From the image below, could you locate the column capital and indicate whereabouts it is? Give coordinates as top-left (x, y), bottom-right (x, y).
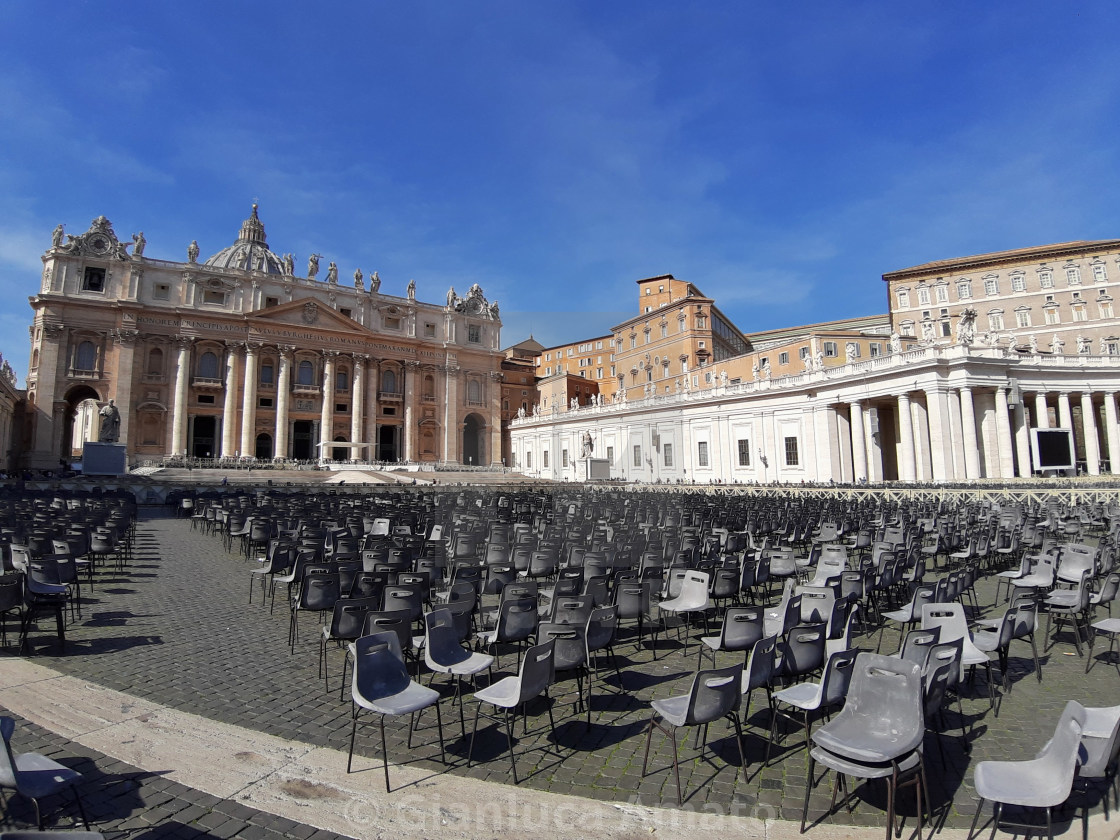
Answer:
top-left (174, 336), bottom-right (194, 349)
top-left (278, 344), bottom-right (296, 359)
top-left (405, 359), bottom-right (421, 369)
top-left (322, 349), bottom-right (339, 360)
top-left (41, 323), bottom-right (65, 340)
top-left (224, 339), bottom-right (244, 351)
top-left (244, 342), bottom-right (261, 356)
top-left (111, 328), bottom-right (140, 347)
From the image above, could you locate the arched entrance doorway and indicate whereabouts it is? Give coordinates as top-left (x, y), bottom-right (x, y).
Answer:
top-left (61, 385), bottom-right (103, 460)
top-left (255, 432), bottom-right (273, 460)
top-left (378, 425), bottom-right (400, 462)
top-left (191, 416), bottom-right (217, 458)
top-left (292, 420), bottom-right (314, 460)
top-left (332, 436), bottom-right (348, 461)
top-left (463, 413), bottom-right (485, 466)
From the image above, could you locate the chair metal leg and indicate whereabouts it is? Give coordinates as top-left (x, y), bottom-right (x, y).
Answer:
top-left (380, 716), bottom-right (391, 793)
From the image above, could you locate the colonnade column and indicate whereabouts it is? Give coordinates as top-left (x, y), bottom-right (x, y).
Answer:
top-left (443, 360), bottom-right (459, 463)
top-left (365, 361), bottom-right (379, 459)
top-left (220, 342), bottom-right (240, 458)
top-left (924, 387), bottom-right (954, 482)
top-left (404, 360), bottom-right (419, 462)
top-left (1013, 399), bottom-right (1032, 478)
top-left (1104, 393), bottom-right (1120, 475)
top-left (959, 386), bottom-right (980, 479)
top-left (239, 343), bottom-right (258, 458)
top-left (897, 392), bottom-right (917, 482)
top-left (351, 355), bottom-right (366, 459)
top-left (1057, 392), bottom-right (1073, 432)
top-left (275, 346), bottom-right (292, 459)
top-left (170, 337), bottom-right (192, 456)
top-left (1080, 392), bottom-right (1101, 475)
top-left (813, 405), bottom-right (833, 481)
top-left (993, 385), bottom-right (1016, 479)
top-left (111, 329), bottom-right (138, 449)
top-left (319, 351), bottom-right (336, 457)
top-left (1034, 392), bottom-right (1050, 429)
top-left (849, 401), bottom-right (868, 483)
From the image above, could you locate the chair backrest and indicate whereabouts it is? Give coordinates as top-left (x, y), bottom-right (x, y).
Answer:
top-left (1028, 702), bottom-right (1086, 807)
top-left (359, 609), bottom-right (413, 654)
top-left (614, 581), bottom-right (652, 619)
top-left (329, 595), bottom-right (380, 641)
top-left (381, 581), bottom-right (424, 620)
top-left (742, 635), bottom-right (778, 694)
top-left (550, 594), bottom-right (594, 625)
top-left (516, 639), bottom-right (556, 702)
top-left (424, 607), bottom-right (471, 669)
top-left (586, 605), bottom-right (618, 653)
top-left (298, 571), bottom-right (340, 612)
top-left (720, 606), bottom-right (764, 651)
top-left (899, 626), bottom-right (941, 670)
top-left (496, 596), bottom-right (539, 641)
top-left (1076, 703), bottom-right (1120, 779)
top-left (537, 621), bottom-right (588, 670)
top-left (352, 631), bottom-right (411, 703)
top-left (780, 621), bottom-right (827, 680)
top-left (920, 601), bottom-right (970, 645)
top-left (675, 571), bottom-right (711, 608)
top-left (797, 585), bottom-right (835, 625)
top-left (684, 663), bottom-right (743, 726)
top-left (819, 648), bottom-right (860, 708)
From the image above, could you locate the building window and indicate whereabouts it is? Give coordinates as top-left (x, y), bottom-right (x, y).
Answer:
top-left (75, 340), bottom-right (96, 372)
top-left (1039, 269), bottom-right (1054, 289)
top-left (1093, 264), bottom-right (1108, 282)
top-left (1015, 308), bottom-right (1032, 328)
top-left (197, 394), bottom-right (215, 405)
top-left (260, 363), bottom-right (274, 385)
top-left (663, 443), bottom-right (673, 467)
top-left (1100, 301), bottom-right (1114, 319)
top-left (957, 280), bottom-right (972, 300)
top-left (678, 318), bottom-right (686, 334)
top-left (988, 311), bottom-right (1004, 331)
top-left (896, 290), bottom-right (910, 308)
top-left (153, 283), bottom-right (171, 300)
top-left (198, 351), bottom-right (219, 379)
top-left (869, 342), bottom-right (881, 357)
top-left (1073, 305), bottom-right (1088, 322)
top-left (940, 319), bottom-right (952, 337)
top-left (606, 445), bottom-right (614, 461)
top-left (1010, 273), bottom-right (1026, 292)
top-left (633, 445), bottom-right (642, 467)
top-left (259, 397), bottom-right (273, 408)
top-left (562, 449), bottom-right (569, 467)
top-left (695, 315), bottom-right (706, 330)
top-left (660, 323), bottom-right (667, 337)
top-left (265, 296), bottom-right (279, 308)
top-left (468, 324), bottom-right (481, 343)
top-left (935, 284), bottom-right (949, 303)
top-left (778, 352), bottom-right (789, 365)
top-left (336, 370), bottom-right (349, 392)
top-left (339, 308), bottom-right (352, 319)
top-left (526, 451), bottom-right (532, 468)
top-left (630, 334), bottom-right (637, 348)
top-left (467, 380), bottom-right (482, 405)
top-left (1066, 267), bottom-right (1082, 286)
top-left (736, 439), bottom-right (751, 466)
top-left (784, 436), bottom-right (799, 466)
top-left (297, 360), bottom-right (314, 385)
top-left (82, 267), bottom-right (105, 292)
top-left (203, 288), bottom-right (226, 305)
top-left (1045, 307), bottom-right (1061, 325)
top-left (424, 323), bottom-right (436, 338)
top-left (823, 341), bottom-right (838, 357)
top-left (543, 450), bottom-right (549, 468)
top-left (697, 441), bottom-right (709, 467)
top-left (984, 277), bottom-right (999, 296)
top-left (917, 286), bottom-right (931, 306)
top-left (147, 347), bottom-right (164, 375)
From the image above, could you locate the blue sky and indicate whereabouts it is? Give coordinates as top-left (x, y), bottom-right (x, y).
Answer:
top-left (2, 2), bottom-right (1119, 377)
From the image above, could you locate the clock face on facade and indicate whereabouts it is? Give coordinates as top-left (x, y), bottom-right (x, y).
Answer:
top-left (88, 235), bottom-right (111, 255)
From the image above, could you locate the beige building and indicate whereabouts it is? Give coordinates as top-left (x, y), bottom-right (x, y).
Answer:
top-left (25, 208), bottom-right (505, 469)
top-left (884, 239), bottom-right (1120, 354)
top-left (535, 334), bottom-right (618, 402)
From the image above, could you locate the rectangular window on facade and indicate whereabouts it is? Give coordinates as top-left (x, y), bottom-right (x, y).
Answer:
top-left (1046, 308), bottom-right (1060, 325)
top-left (336, 403), bottom-right (348, 412)
top-left (1040, 269), bottom-right (1054, 289)
top-left (197, 394), bottom-right (215, 405)
top-left (562, 449), bottom-right (569, 467)
top-left (153, 283), bottom-right (171, 300)
top-left (82, 267), bottom-right (106, 292)
top-left (784, 436), bottom-right (799, 466)
top-left (259, 397), bottom-right (273, 408)
top-left (941, 320), bottom-right (952, 337)
top-left (468, 324), bottom-right (481, 343)
top-left (606, 445), bottom-right (614, 461)
top-left (737, 439), bottom-right (750, 466)
top-left (869, 343), bottom-right (881, 357)
top-left (663, 443), bottom-right (673, 467)
top-left (897, 291), bottom-right (910, 308)
top-left (633, 445), bottom-right (642, 467)
top-left (424, 323), bottom-right (436, 337)
top-left (823, 341), bottom-right (838, 357)
top-left (543, 451), bottom-right (549, 468)
top-left (1066, 267), bottom-right (1082, 285)
top-left (260, 363), bottom-right (274, 385)
top-left (203, 289), bottom-right (226, 305)
top-left (988, 313), bottom-right (1004, 331)
top-left (1073, 306), bottom-right (1088, 322)
top-left (917, 287), bottom-right (931, 306)
top-left (697, 441), bottom-right (709, 467)
top-left (1094, 264), bottom-right (1108, 282)
top-left (799, 346), bottom-right (810, 359)
top-left (526, 451), bottom-right (532, 468)
top-left (1011, 274), bottom-right (1026, 292)
top-left (1100, 302), bottom-right (1114, 319)
top-left (957, 281), bottom-right (972, 300)
top-left (385, 316), bottom-right (401, 330)
top-left (984, 278), bottom-right (999, 296)
top-left (935, 284), bottom-right (949, 303)
top-left (778, 352), bottom-right (789, 365)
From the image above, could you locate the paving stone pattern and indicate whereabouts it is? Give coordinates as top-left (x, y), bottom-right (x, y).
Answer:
top-left (7, 507), bottom-right (1120, 836)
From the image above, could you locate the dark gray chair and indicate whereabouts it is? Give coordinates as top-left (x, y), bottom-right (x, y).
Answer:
top-left (0, 716), bottom-right (89, 830)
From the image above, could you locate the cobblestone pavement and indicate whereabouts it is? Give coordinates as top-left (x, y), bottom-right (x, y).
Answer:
top-left (5, 506), bottom-right (1120, 837)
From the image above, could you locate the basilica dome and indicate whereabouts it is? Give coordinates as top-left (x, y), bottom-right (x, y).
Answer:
top-left (204, 204), bottom-right (286, 274)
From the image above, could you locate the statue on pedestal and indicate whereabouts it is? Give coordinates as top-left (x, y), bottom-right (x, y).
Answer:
top-left (188, 240), bottom-right (200, 263)
top-left (307, 254), bottom-right (320, 280)
top-left (581, 430), bottom-right (594, 458)
top-left (51, 224), bottom-right (64, 249)
top-left (98, 400), bottom-right (121, 443)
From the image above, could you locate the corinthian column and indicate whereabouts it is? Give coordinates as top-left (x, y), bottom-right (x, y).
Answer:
top-left (849, 401), bottom-right (868, 483)
top-left (897, 393), bottom-right (916, 482)
top-left (959, 386), bottom-right (980, 479)
top-left (221, 342), bottom-right (241, 458)
top-left (320, 351), bottom-right (337, 457)
top-left (275, 345), bottom-right (293, 458)
top-left (351, 355), bottom-right (366, 459)
top-left (170, 337), bottom-right (192, 456)
top-left (239, 343), bottom-right (259, 458)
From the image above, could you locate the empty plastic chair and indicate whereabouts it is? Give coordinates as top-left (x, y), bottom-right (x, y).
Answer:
top-left (0, 716), bottom-right (89, 830)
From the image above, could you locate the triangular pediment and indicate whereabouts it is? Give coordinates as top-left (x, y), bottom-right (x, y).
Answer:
top-left (247, 298), bottom-right (373, 335)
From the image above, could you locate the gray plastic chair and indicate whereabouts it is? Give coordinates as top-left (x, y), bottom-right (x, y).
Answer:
top-left (801, 653), bottom-right (928, 840)
top-left (973, 599), bottom-right (1041, 692)
top-left (468, 638), bottom-right (557, 784)
top-left (968, 700), bottom-right (1085, 840)
top-left (0, 716), bottom-right (89, 830)
top-left (698, 606), bottom-right (764, 668)
top-left (1072, 703), bottom-right (1120, 821)
top-left (477, 595), bottom-right (538, 670)
top-left (424, 608), bottom-right (494, 736)
top-left (318, 595), bottom-right (379, 692)
top-left (657, 570), bottom-right (712, 655)
top-left (346, 631), bottom-right (445, 792)
top-left (777, 621), bottom-right (827, 682)
top-left (537, 621), bottom-right (590, 724)
top-left (772, 648), bottom-right (859, 752)
top-left (1044, 568), bottom-right (1092, 656)
top-left (585, 605), bottom-right (621, 688)
top-left (641, 662), bottom-right (746, 805)
top-left (742, 635), bottom-right (779, 763)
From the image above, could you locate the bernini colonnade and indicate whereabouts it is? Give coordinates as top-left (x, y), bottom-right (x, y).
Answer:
top-left (510, 343), bottom-right (1120, 483)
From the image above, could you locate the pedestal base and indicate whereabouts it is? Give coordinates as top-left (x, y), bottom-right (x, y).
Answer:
top-left (579, 457), bottom-right (611, 480)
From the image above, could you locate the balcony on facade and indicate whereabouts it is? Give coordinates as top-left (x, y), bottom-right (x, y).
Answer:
top-left (292, 383), bottom-right (321, 395)
top-left (191, 376), bottom-right (224, 390)
top-left (67, 367), bottom-right (102, 380)
top-left (379, 390), bottom-right (403, 402)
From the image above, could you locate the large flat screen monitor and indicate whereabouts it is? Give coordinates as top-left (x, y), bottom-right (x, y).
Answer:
top-left (1030, 428), bottom-right (1075, 471)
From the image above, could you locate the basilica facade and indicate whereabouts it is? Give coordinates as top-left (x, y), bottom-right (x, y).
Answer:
top-left (25, 208), bottom-right (504, 470)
